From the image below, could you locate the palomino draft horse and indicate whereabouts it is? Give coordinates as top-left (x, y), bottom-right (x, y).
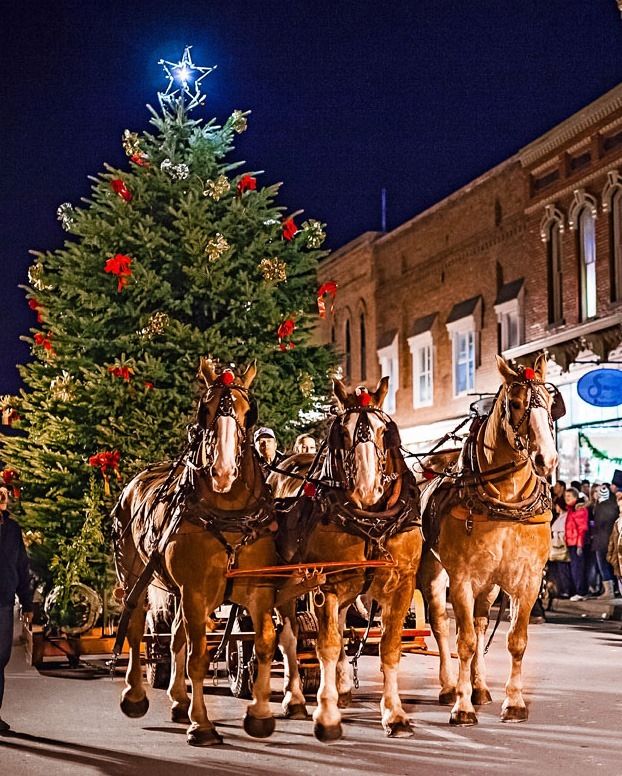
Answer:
top-left (113, 359), bottom-right (279, 746)
top-left (273, 378), bottom-right (423, 741)
top-left (419, 354), bottom-right (561, 726)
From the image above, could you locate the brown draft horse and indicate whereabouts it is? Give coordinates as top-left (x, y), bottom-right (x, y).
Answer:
top-left (113, 359), bottom-right (279, 746)
top-left (419, 354), bottom-right (559, 726)
top-left (272, 378), bottom-right (423, 741)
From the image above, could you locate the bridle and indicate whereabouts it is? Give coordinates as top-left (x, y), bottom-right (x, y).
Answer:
top-left (328, 405), bottom-right (402, 491)
top-left (500, 375), bottom-right (566, 454)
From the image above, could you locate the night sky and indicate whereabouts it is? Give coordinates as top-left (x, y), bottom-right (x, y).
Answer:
top-left (3, 0), bottom-right (622, 394)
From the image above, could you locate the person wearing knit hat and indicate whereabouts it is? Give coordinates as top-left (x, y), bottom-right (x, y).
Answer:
top-left (591, 483), bottom-right (619, 599)
top-left (611, 469), bottom-right (622, 493)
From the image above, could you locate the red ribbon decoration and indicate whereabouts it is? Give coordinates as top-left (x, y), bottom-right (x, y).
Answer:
top-left (104, 254), bottom-right (133, 292)
top-left (34, 332), bottom-right (54, 353)
top-left (108, 365), bottom-right (133, 382)
top-left (317, 281), bottom-right (338, 318)
top-left (277, 318), bottom-right (296, 350)
top-left (28, 298), bottom-right (43, 323)
top-left (88, 450), bottom-right (122, 495)
top-left (143, 381), bottom-right (154, 391)
top-left (130, 153), bottom-right (149, 167)
top-left (282, 218), bottom-right (298, 241)
top-left (237, 175), bottom-right (257, 195)
top-left (111, 179), bottom-right (132, 202)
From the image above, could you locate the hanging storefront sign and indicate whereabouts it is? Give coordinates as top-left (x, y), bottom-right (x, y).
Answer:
top-left (577, 368), bottom-right (622, 408)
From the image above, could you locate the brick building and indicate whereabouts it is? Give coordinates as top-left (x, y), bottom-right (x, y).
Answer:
top-left (318, 83), bottom-right (622, 482)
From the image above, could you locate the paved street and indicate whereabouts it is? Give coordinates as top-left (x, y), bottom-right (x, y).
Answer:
top-left (1, 611), bottom-right (621, 776)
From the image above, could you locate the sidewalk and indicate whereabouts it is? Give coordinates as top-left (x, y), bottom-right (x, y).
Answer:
top-left (549, 594), bottom-right (622, 621)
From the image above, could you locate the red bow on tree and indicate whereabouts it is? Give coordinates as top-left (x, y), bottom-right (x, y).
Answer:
top-left (282, 218), bottom-right (298, 241)
top-left (1, 468), bottom-right (21, 499)
top-left (277, 318), bottom-right (296, 350)
top-left (104, 254), bottom-right (133, 292)
top-left (110, 179), bottom-right (133, 202)
top-left (28, 298), bottom-right (44, 323)
top-left (34, 332), bottom-right (54, 353)
top-left (88, 450), bottom-right (122, 495)
top-left (130, 153), bottom-right (149, 168)
top-left (237, 175), bottom-right (257, 195)
top-left (108, 365), bottom-right (134, 381)
top-left (317, 281), bottom-right (338, 318)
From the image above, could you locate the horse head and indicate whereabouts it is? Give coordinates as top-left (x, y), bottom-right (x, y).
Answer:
top-left (196, 358), bottom-right (258, 493)
top-left (495, 353), bottom-right (560, 477)
top-left (331, 376), bottom-right (401, 508)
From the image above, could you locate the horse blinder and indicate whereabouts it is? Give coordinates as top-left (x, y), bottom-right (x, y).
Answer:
top-left (384, 420), bottom-right (401, 449)
top-left (245, 399), bottom-right (258, 430)
top-left (329, 418), bottom-right (345, 450)
top-left (550, 389), bottom-right (566, 422)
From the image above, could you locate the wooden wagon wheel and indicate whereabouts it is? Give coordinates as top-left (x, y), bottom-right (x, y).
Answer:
top-left (225, 613), bottom-right (256, 699)
top-left (144, 610), bottom-right (172, 690)
top-left (296, 610), bottom-right (321, 696)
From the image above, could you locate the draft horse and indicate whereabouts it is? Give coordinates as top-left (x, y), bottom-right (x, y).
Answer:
top-left (419, 354), bottom-right (561, 725)
top-left (274, 378), bottom-right (423, 741)
top-left (112, 359), bottom-right (279, 746)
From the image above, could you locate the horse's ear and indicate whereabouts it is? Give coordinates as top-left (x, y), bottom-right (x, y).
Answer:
top-left (372, 376), bottom-right (390, 407)
top-left (533, 353), bottom-right (547, 381)
top-left (333, 379), bottom-right (349, 408)
top-left (496, 355), bottom-right (518, 384)
top-left (241, 361), bottom-right (257, 389)
top-left (198, 357), bottom-right (217, 386)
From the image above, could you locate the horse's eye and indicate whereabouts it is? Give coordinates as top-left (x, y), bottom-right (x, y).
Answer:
top-left (510, 400), bottom-right (522, 411)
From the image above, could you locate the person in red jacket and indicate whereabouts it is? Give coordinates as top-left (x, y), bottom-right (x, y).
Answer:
top-left (564, 487), bottom-right (589, 601)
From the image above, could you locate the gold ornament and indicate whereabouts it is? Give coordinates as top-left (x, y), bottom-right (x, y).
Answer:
top-left (298, 373), bottom-right (314, 398)
top-left (259, 257), bottom-right (287, 284)
top-left (302, 219), bottom-right (326, 249)
top-left (23, 530), bottom-right (44, 548)
top-left (137, 311), bottom-right (170, 340)
top-left (203, 175), bottom-right (230, 201)
top-left (231, 110), bottom-right (248, 134)
top-left (50, 371), bottom-right (76, 402)
top-left (205, 233), bottom-right (230, 262)
top-left (122, 129), bottom-right (141, 157)
top-left (28, 261), bottom-right (53, 291)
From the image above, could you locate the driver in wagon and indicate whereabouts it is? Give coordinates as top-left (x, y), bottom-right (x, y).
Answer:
top-left (254, 426), bottom-right (284, 473)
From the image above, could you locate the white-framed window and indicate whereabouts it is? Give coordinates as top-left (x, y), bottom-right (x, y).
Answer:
top-left (377, 333), bottom-right (399, 413)
top-left (578, 207), bottom-right (597, 320)
top-left (407, 331), bottom-right (433, 408)
top-left (446, 304), bottom-right (480, 398)
top-left (494, 289), bottom-right (524, 353)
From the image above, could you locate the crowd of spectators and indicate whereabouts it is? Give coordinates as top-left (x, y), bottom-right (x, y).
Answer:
top-left (548, 470), bottom-right (622, 601)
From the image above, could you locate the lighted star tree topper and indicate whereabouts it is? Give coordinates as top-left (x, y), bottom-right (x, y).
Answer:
top-left (158, 45), bottom-right (216, 113)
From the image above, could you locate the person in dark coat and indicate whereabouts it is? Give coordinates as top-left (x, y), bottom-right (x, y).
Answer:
top-left (592, 483), bottom-right (619, 599)
top-left (0, 486), bottom-right (33, 732)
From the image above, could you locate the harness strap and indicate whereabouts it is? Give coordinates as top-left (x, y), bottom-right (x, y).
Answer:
top-left (112, 554), bottom-right (160, 659)
top-left (484, 592), bottom-right (508, 654)
top-left (449, 503), bottom-right (552, 525)
top-left (211, 603), bottom-right (241, 663)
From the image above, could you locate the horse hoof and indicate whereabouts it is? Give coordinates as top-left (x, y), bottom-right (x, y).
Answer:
top-left (171, 704), bottom-right (190, 724)
top-left (439, 690), bottom-right (457, 705)
top-left (120, 695), bottom-right (149, 718)
top-left (243, 713), bottom-right (276, 739)
top-left (284, 703), bottom-right (309, 720)
top-left (187, 726), bottom-right (223, 746)
top-left (472, 688), bottom-right (493, 706)
top-left (501, 706), bottom-right (528, 723)
top-left (449, 710), bottom-right (478, 726)
top-left (314, 721), bottom-right (343, 743)
top-left (337, 691), bottom-right (352, 709)
top-left (385, 719), bottom-right (414, 738)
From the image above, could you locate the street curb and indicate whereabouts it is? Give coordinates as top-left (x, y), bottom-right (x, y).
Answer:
top-left (550, 597), bottom-right (622, 621)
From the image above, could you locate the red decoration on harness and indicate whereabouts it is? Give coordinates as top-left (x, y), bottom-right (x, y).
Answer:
top-left (111, 178), bottom-right (132, 202)
top-left (317, 281), bottom-right (338, 318)
top-left (303, 482), bottom-right (317, 498)
top-left (88, 450), bottom-right (122, 496)
top-left (277, 318), bottom-right (296, 350)
top-left (104, 254), bottom-right (133, 292)
top-left (237, 175), bottom-right (257, 195)
top-left (219, 369), bottom-right (235, 386)
top-left (523, 368), bottom-right (536, 381)
top-left (422, 469), bottom-right (437, 480)
top-left (357, 389), bottom-right (372, 407)
top-left (282, 217), bottom-right (298, 241)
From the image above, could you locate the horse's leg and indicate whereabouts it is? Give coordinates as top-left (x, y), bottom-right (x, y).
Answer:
top-left (168, 604), bottom-right (190, 723)
top-left (449, 581), bottom-right (478, 726)
top-left (278, 601), bottom-right (308, 719)
top-left (336, 606), bottom-right (353, 708)
top-left (183, 589), bottom-right (222, 746)
top-left (501, 579), bottom-right (540, 723)
top-left (418, 552), bottom-right (456, 705)
top-left (313, 591), bottom-right (343, 742)
top-left (470, 586), bottom-right (498, 706)
top-left (242, 591), bottom-right (277, 739)
top-left (120, 591), bottom-right (149, 718)
top-left (377, 576), bottom-right (415, 738)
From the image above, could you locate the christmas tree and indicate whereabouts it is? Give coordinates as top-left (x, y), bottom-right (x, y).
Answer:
top-left (0, 47), bottom-right (335, 601)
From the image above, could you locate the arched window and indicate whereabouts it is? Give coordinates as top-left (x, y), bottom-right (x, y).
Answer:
top-left (578, 207), bottom-right (597, 320)
top-left (546, 220), bottom-right (563, 325)
top-left (344, 320), bottom-right (352, 381)
top-left (359, 312), bottom-right (367, 381)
